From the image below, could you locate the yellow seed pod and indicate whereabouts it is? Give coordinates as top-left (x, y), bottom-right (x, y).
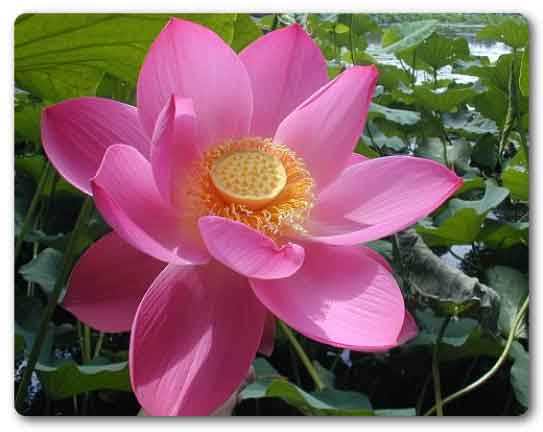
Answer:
top-left (210, 150), bottom-right (287, 210)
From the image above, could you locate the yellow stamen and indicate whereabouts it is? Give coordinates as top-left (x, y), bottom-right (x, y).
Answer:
top-left (179, 137), bottom-right (314, 241)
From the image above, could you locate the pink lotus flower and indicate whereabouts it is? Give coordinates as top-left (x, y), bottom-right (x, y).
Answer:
top-left (42, 18), bottom-right (462, 416)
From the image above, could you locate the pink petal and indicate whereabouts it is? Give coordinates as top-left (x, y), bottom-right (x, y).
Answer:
top-left (306, 156), bottom-right (463, 245)
top-left (360, 246), bottom-right (392, 272)
top-left (348, 152), bottom-right (369, 166)
top-left (91, 144), bottom-right (210, 265)
top-left (150, 96), bottom-right (201, 207)
top-left (250, 242), bottom-right (406, 351)
top-left (130, 262), bottom-right (267, 416)
top-left (240, 24), bottom-right (328, 137)
top-left (258, 312), bottom-right (276, 357)
top-left (274, 66), bottom-right (378, 190)
top-left (42, 97), bottom-right (149, 194)
top-left (397, 310), bottom-right (418, 345)
top-left (62, 232), bottom-right (165, 332)
top-left (137, 18), bottom-right (253, 147)
top-left (198, 216), bottom-right (305, 279)
top-left (358, 245), bottom-right (418, 348)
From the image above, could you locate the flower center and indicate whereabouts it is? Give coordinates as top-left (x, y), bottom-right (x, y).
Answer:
top-left (210, 151), bottom-right (287, 210)
top-left (181, 137), bottom-right (314, 240)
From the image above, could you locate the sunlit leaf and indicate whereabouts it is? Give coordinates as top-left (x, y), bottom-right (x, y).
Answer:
top-left (455, 176), bottom-right (485, 195)
top-left (415, 32), bottom-right (470, 71)
top-left (417, 208), bottom-right (483, 246)
top-left (472, 86), bottom-right (508, 126)
top-left (15, 13), bottom-right (257, 101)
top-left (477, 17), bottom-right (528, 49)
top-left (95, 72), bottom-right (135, 104)
top-left (382, 20), bottom-right (438, 53)
top-left (231, 14), bottom-right (262, 52)
top-left (502, 148), bottom-right (529, 202)
top-left (439, 180), bottom-right (509, 222)
top-left (377, 65), bottom-right (411, 89)
top-left (413, 86), bottom-right (477, 112)
top-left (478, 221), bottom-right (528, 249)
top-left (354, 138), bottom-right (380, 159)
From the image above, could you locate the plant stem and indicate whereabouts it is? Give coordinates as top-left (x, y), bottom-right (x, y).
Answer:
top-left (270, 14), bottom-right (279, 31)
top-left (333, 30), bottom-right (338, 63)
top-left (447, 249), bottom-right (465, 262)
top-left (15, 161), bottom-right (52, 261)
top-left (15, 197), bottom-right (94, 412)
top-left (502, 388), bottom-right (513, 415)
top-left (93, 332), bottom-right (105, 360)
top-left (398, 59), bottom-right (411, 83)
top-left (411, 49), bottom-right (417, 84)
top-left (349, 14), bottom-right (357, 65)
top-left (278, 321), bottom-right (325, 391)
top-left (83, 325), bottom-right (92, 364)
top-left (365, 123), bottom-right (379, 152)
top-left (415, 372), bottom-right (432, 415)
top-left (431, 317), bottom-right (451, 416)
top-left (27, 240), bottom-right (40, 297)
top-left (288, 345), bottom-right (302, 386)
top-left (436, 112), bottom-right (452, 168)
top-left (460, 356), bottom-right (479, 389)
top-left (330, 351), bottom-right (341, 372)
top-left (40, 170), bottom-right (59, 223)
top-left (424, 296), bottom-right (529, 416)
top-left (72, 395), bottom-right (79, 415)
top-left (498, 53), bottom-right (518, 164)
top-left (519, 131), bottom-right (529, 168)
top-left (77, 320), bottom-right (85, 360)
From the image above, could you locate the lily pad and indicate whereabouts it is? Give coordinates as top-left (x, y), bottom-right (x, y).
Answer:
top-left (19, 248), bottom-right (63, 296)
top-left (369, 102), bottom-right (420, 125)
top-left (398, 229), bottom-right (500, 331)
top-left (382, 20), bottom-right (438, 53)
top-left (509, 342), bottom-right (529, 408)
top-left (477, 17), bottom-right (528, 49)
top-left (241, 358), bottom-right (414, 416)
top-left (485, 266), bottom-right (528, 338)
top-left (15, 13), bottom-right (260, 101)
top-left (478, 221), bottom-right (528, 249)
top-left (36, 359), bottom-right (131, 399)
top-left (415, 32), bottom-right (470, 71)
top-left (414, 86), bottom-right (477, 112)
top-left (502, 149), bottom-right (529, 202)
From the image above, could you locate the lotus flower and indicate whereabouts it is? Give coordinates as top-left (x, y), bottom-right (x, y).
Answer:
top-left (42, 18), bottom-right (462, 416)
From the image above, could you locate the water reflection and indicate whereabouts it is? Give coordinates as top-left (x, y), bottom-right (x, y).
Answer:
top-left (367, 24), bottom-right (511, 84)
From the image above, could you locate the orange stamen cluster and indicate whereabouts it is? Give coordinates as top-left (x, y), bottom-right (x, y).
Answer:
top-left (180, 137), bottom-right (314, 240)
